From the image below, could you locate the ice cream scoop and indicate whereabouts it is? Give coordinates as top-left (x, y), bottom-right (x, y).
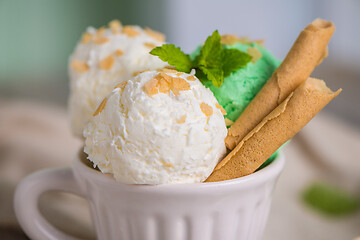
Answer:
top-left (190, 38), bottom-right (281, 167)
top-left (84, 69), bottom-right (227, 184)
top-left (68, 20), bottom-right (168, 137)
top-left (192, 39), bottom-right (280, 125)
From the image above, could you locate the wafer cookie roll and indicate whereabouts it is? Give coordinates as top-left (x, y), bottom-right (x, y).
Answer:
top-left (206, 78), bottom-right (341, 182)
top-left (226, 19), bottom-right (335, 150)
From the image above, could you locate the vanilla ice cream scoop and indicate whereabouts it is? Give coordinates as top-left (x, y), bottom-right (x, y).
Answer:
top-left (84, 69), bottom-right (227, 184)
top-left (68, 20), bottom-right (168, 137)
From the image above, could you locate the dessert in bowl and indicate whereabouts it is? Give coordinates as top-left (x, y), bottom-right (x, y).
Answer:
top-left (15, 19), bottom-right (340, 240)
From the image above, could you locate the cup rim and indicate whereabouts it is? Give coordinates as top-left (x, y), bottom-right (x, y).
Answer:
top-left (74, 150), bottom-right (285, 193)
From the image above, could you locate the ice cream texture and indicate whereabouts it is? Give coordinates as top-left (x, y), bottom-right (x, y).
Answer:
top-left (69, 20), bottom-right (168, 137)
top-left (84, 69), bottom-right (227, 184)
top-left (192, 41), bottom-right (281, 123)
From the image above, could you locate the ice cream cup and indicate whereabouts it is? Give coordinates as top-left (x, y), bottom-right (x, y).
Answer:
top-left (14, 150), bottom-right (284, 240)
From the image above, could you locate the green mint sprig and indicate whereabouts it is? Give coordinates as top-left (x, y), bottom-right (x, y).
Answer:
top-left (150, 30), bottom-right (252, 87)
top-left (302, 182), bottom-right (360, 217)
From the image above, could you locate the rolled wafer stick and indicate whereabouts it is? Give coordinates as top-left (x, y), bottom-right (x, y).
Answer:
top-left (226, 19), bottom-right (335, 150)
top-left (206, 78), bottom-right (341, 182)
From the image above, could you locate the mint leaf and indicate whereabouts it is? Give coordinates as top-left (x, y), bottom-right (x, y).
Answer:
top-left (222, 48), bottom-right (252, 76)
top-left (194, 69), bottom-right (208, 82)
top-left (197, 30), bottom-right (222, 68)
top-left (302, 182), bottom-right (360, 217)
top-left (195, 30), bottom-right (224, 87)
top-left (149, 31), bottom-right (253, 87)
top-left (150, 44), bottom-right (192, 73)
top-left (200, 66), bottom-right (223, 87)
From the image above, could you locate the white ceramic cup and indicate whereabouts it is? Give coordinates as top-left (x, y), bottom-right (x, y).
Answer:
top-left (15, 151), bottom-right (284, 240)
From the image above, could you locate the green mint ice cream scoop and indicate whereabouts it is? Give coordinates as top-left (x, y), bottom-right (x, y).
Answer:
top-left (192, 42), bottom-right (281, 123)
top-left (192, 40), bottom-right (281, 169)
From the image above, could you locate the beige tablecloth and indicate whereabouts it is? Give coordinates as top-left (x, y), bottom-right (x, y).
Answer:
top-left (264, 114), bottom-right (360, 240)
top-left (1, 101), bottom-right (359, 239)
top-left (0, 101), bottom-right (94, 239)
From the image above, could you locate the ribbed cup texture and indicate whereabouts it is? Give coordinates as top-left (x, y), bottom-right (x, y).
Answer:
top-left (72, 153), bottom-right (284, 240)
top-left (81, 180), bottom-right (275, 240)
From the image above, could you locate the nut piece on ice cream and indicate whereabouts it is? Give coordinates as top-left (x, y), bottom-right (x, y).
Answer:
top-left (84, 70), bottom-right (228, 184)
top-left (68, 20), bottom-right (168, 137)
